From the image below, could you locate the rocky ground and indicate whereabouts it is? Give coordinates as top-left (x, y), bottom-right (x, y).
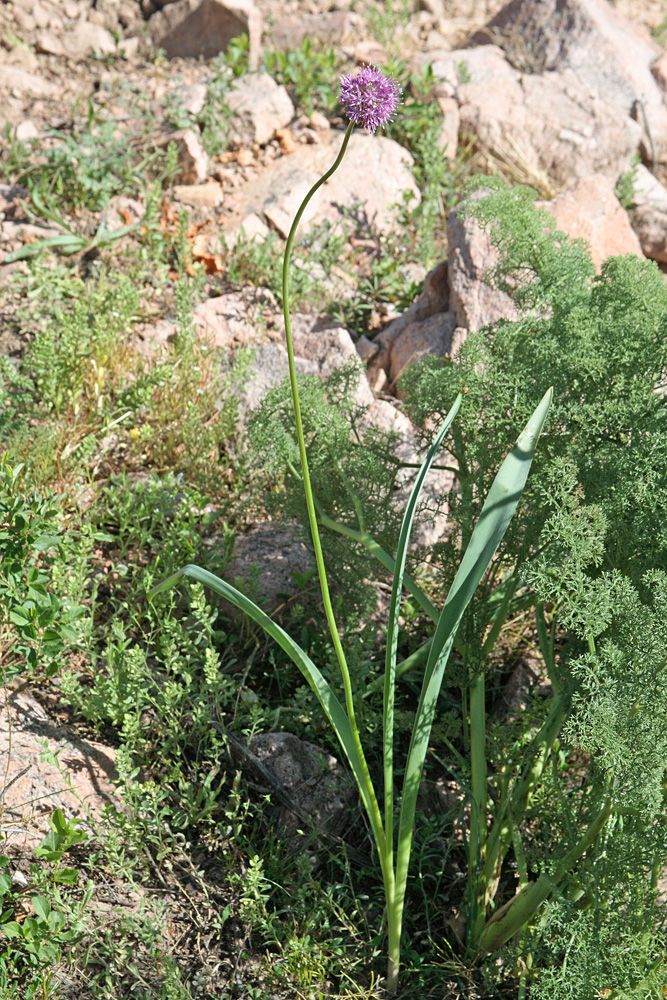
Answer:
top-left (2, 0), bottom-right (667, 995)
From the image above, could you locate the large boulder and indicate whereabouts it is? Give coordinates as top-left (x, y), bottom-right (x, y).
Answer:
top-left (289, 314), bottom-right (374, 408)
top-left (235, 315), bottom-right (372, 420)
top-left (472, 0), bottom-right (667, 163)
top-left (368, 262), bottom-right (464, 393)
top-left (149, 0), bottom-right (261, 66)
top-left (447, 195), bottom-right (519, 332)
top-left (456, 59), bottom-right (640, 188)
top-left (537, 174), bottom-right (643, 270)
top-left (222, 131), bottom-right (419, 240)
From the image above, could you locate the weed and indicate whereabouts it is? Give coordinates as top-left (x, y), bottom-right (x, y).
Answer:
top-left (456, 60), bottom-right (472, 85)
top-left (0, 458), bottom-right (84, 678)
top-left (615, 153), bottom-right (640, 209)
top-left (2, 120), bottom-right (159, 212)
top-left (264, 39), bottom-right (341, 117)
top-left (0, 810), bottom-right (93, 994)
top-left (366, 0), bottom-right (412, 50)
top-left (1, 247), bottom-right (243, 488)
top-left (224, 32), bottom-right (252, 76)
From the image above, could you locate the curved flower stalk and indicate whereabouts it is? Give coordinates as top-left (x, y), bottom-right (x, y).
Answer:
top-left (151, 68), bottom-right (552, 995)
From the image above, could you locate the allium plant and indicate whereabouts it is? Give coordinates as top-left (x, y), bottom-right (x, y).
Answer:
top-left (151, 69), bottom-right (551, 993)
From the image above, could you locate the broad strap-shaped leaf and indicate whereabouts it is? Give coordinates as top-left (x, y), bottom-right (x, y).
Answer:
top-left (383, 395), bottom-right (462, 837)
top-left (395, 388), bottom-right (553, 900)
top-left (148, 564), bottom-right (382, 843)
top-left (4, 236), bottom-right (85, 262)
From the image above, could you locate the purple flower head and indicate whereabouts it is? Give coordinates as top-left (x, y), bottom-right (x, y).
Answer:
top-left (339, 65), bottom-right (402, 133)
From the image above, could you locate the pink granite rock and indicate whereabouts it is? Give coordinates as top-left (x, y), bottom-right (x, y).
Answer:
top-left (457, 63), bottom-right (641, 188)
top-left (172, 129), bottom-right (209, 185)
top-left (447, 196), bottom-right (519, 332)
top-left (193, 290), bottom-right (275, 348)
top-left (472, 0), bottom-right (667, 164)
top-left (367, 262), bottom-right (464, 393)
top-left (227, 72), bottom-right (294, 146)
top-left (627, 164), bottom-right (667, 264)
top-left (538, 174), bottom-right (643, 271)
top-left (1, 688), bottom-right (119, 856)
top-left (268, 10), bottom-right (362, 50)
top-left (224, 131), bottom-right (419, 240)
top-left (387, 312), bottom-right (463, 392)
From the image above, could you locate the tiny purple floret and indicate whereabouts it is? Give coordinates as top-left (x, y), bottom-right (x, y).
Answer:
top-left (339, 65), bottom-right (402, 133)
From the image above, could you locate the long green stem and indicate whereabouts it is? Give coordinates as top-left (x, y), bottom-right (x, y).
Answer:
top-left (281, 118), bottom-right (393, 962)
top-left (467, 666), bottom-right (488, 949)
top-left (316, 510), bottom-right (441, 622)
top-left (477, 795), bottom-right (613, 954)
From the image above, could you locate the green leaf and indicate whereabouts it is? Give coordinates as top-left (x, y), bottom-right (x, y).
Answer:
top-left (22, 916), bottom-right (39, 936)
top-left (383, 394), bottom-right (462, 833)
top-left (47, 909), bottom-right (65, 932)
top-left (49, 808), bottom-right (67, 836)
top-left (53, 867), bottom-right (79, 885)
top-left (32, 535), bottom-right (60, 553)
top-left (35, 830), bottom-right (64, 860)
top-left (1, 921), bottom-right (21, 939)
top-left (41, 629), bottom-right (64, 644)
top-left (93, 531), bottom-right (116, 543)
top-left (3, 235), bottom-right (86, 262)
top-left (395, 388), bottom-right (553, 900)
top-left (149, 566), bottom-right (381, 842)
top-left (35, 940), bottom-right (59, 963)
top-left (31, 895), bottom-right (51, 921)
top-left (9, 608), bottom-right (32, 627)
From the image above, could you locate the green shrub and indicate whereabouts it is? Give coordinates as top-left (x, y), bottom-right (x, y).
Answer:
top-left (264, 39), bottom-right (340, 117)
top-left (3, 121), bottom-right (156, 212)
top-left (0, 459), bottom-right (83, 678)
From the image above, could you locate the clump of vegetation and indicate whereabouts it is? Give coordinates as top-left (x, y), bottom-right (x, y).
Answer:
top-left (0, 458), bottom-right (84, 679)
top-left (2, 121), bottom-right (158, 212)
top-left (264, 38), bottom-right (341, 117)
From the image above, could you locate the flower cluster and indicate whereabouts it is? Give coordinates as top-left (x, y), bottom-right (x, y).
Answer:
top-left (339, 65), bottom-right (402, 133)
